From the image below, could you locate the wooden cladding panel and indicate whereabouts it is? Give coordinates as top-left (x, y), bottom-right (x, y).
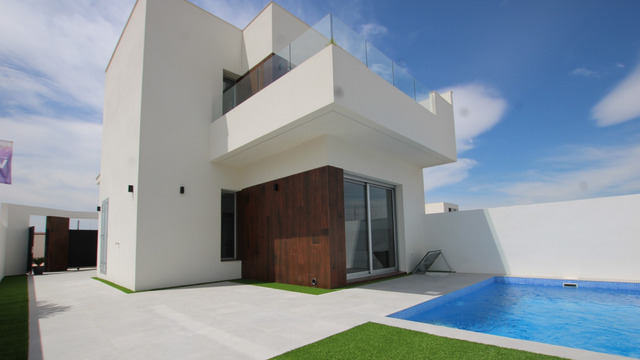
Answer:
top-left (237, 166), bottom-right (346, 289)
top-left (328, 167), bottom-right (347, 288)
top-left (45, 216), bottom-right (69, 272)
top-left (238, 184), bottom-right (273, 281)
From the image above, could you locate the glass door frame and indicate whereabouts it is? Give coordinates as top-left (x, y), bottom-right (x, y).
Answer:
top-left (344, 174), bottom-right (398, 281)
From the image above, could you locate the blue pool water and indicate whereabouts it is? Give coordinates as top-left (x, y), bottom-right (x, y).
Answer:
top-left (389, 277), bottom-right (640, 358)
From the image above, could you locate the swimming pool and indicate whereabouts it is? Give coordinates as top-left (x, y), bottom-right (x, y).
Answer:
top-left (388, 277), bottom-right (640, 358)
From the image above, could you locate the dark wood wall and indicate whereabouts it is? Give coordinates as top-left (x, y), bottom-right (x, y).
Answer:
top-left (237, 166), bottom-right (346, 289)
top-left (68, 230), bottom-right (98, 268)
top-left (45, 216), bottom-right (69, 272)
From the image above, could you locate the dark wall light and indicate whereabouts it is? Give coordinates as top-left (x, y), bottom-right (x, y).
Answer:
top-left (97, 206), bottom-right (101, 212)
top-left (128, 185), bottom-right (134, 193)
top-left (180, 186), bottom-right (185, 194)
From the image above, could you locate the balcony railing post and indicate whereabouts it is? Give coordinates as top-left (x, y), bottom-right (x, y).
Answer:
top-left (365, 40), bottom-right (369, 67)
top-left (330, 14), bottom-right (334, 43)
top-left (413, 78), bottom-right (416, 100)
top-left (391, 61), bottom-right (396, 86)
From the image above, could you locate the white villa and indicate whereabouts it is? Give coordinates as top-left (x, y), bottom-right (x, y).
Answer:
top-left (0, 0), bottom-right (636, 295)
top-left (97, 0), bottom-right (456, 291)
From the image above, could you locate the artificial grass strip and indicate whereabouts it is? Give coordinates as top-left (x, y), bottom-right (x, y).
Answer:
top-left (234, 273), bottom-right (410, 296)
top-left (232, 279), bottom-right (337, 295)
top-left (0, 275), bottom-right (28, 360)
top-left (91, 277), bottom-right (134, 294)
top-left (273, 322), bottom-right (566, 360)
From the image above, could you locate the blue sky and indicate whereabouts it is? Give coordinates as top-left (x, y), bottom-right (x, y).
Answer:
top-left (1, 0), bottom-right (639, 212)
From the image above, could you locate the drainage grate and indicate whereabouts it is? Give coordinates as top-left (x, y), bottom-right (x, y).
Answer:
top-left (563, 283), bottom-right (578, 288)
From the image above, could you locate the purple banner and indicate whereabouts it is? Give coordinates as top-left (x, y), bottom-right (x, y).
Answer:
top-left (0, 140), bottom-right (13, 185)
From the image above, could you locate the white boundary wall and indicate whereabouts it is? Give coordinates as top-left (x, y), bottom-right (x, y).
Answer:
top-left (0, 221), bottom-right (6, 280)
top-left (424, 194), bottom-right (640, 282)
top-left (0, 203), bottom-right (98, 281)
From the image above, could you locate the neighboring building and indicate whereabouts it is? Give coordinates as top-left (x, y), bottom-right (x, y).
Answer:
top-left (425, 202), bottom-right (459, 214)
top-left (98, 0), bottom-right (456, 291)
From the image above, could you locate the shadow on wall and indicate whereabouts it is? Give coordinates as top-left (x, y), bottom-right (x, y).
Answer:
top-left (424, 209), bottom-right (510, 275)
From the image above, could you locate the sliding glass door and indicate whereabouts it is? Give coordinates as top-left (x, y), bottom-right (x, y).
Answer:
top-left (344, 177), bottom-right (397, 280)
top-left (344, 181), bottom-right (369, 275)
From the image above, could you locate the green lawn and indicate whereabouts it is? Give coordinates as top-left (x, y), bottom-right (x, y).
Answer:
top-left (93, 273), bottom-right (410, 295)
top-left (232, 278), bottom-right (339, 295)
top-left (273, 322), bottom-right (566, 360)
top-left (91, 277), bottom-right (134, 294)
top-left (233, 273), bottom-right (409, 295)
top-left (0, 275), bottom-right (28, 360)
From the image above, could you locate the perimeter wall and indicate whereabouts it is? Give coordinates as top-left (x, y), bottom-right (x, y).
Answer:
top-left (0, 203), bottom-right (98, 280)
top-left (424, 194), bottom-right (640, 282)
top-left (0, 221), bottom-right (6, 281)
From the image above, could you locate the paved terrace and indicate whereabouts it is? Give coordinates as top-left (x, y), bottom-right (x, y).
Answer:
top-left (28, 270), bottom-right (627, 360)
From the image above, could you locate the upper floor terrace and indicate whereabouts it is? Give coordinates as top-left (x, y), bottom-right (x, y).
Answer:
top-left (210, 14), bottom-right (456, 168)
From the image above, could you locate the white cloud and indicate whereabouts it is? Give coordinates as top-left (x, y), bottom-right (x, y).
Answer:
top-left (0, 115), bottom-right (102, 211)
top-left (0, 0), bottom-right (134, 114)
top-left (423, 158), bottom-right (477, 192)
top-left (502, 143), bottom-right (640, 205)
top-left (591, 62), bottom-right (640, 126)
top-left (423, 83), bottom-right (506, 193)
top-left (572, 67), bottom-right (599, 78)
top-left (439, 83), bottom-right (507, 152)
top-left (360, 23), bottom-right (388, 39)
top-left (0, 1), bottom-right (133, 210)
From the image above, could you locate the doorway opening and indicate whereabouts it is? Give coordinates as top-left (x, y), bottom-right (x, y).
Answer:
top-left (344, 176), bottom-right (397, 280)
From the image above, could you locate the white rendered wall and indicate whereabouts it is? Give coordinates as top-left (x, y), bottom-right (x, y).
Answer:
top-left (270, 5), bottom-right (310, 59)
top-left (424, 194), bottom-right (640, 282)
top-left (99, 0), bottom-right (147, 290)
top-left (237, 136), bottom-right (330, 189)
top-left (242, 3), bottom-right (310, 71)
top-left (132, 0), bottom-right (244, 290)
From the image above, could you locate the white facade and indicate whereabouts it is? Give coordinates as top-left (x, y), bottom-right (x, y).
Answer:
top-left (99, 0), bottom-right (456, 291)
top-left (425, 202), bottom-right (459, 214)
top-left (424, 194), bottom-right (640, 282)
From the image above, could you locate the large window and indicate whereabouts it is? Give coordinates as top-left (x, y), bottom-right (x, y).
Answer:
top-left (344, 177), bottom-right (396, 280)
top-left (221, 191), bottom-right (236, 260)
top-left (222, 76), bottom-right (237, 115)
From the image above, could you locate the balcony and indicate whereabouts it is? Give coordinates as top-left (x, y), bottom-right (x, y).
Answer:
top-left (210, 14), bottom-right (456, 168)
top-left (214, 15), bottom-right (435, 119)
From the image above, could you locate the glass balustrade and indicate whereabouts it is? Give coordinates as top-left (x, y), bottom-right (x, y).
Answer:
top-left (213, 14), bottom-right (431, 120)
